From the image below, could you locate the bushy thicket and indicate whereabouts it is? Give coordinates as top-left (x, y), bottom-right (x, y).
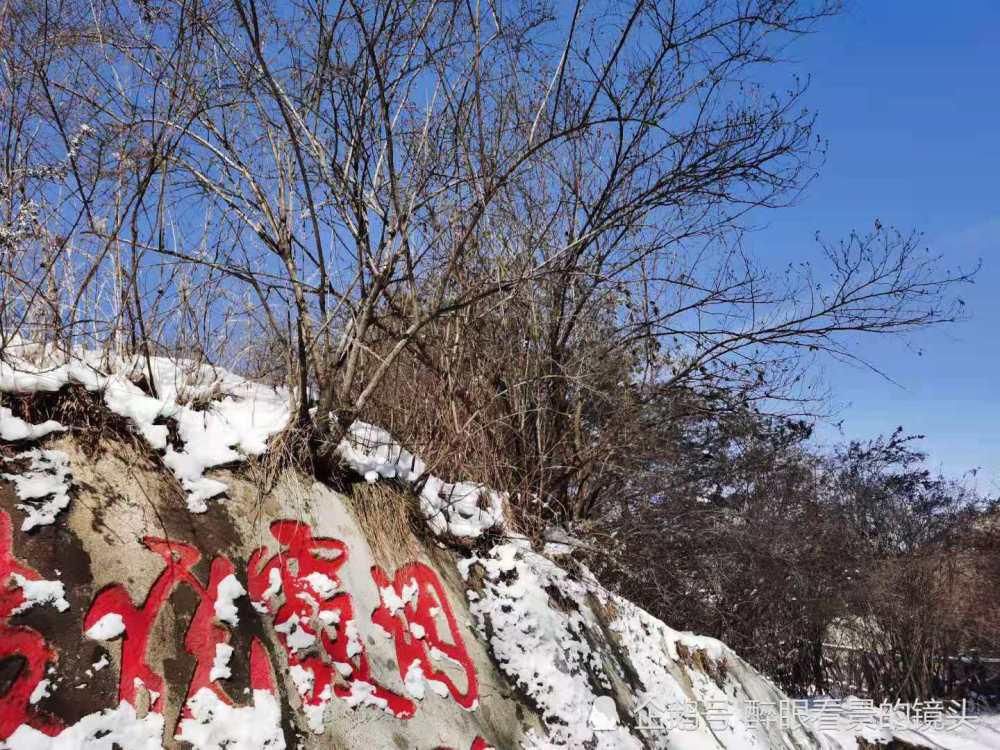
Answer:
top-left (590, 416), bottom-right (1000, 704)
top-left (350, 294), bottom-right (999, 703)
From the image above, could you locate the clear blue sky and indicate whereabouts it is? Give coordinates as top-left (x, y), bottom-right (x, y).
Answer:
top-left (747, 1), bottom-right (1000, 491)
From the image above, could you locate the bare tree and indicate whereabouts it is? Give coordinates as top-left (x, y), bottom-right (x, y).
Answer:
top-left (0, 0), bottom-right (974, 501)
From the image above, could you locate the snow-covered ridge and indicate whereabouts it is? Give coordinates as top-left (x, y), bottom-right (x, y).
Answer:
top-left (462, 541), bottom-right (820, 750)
top-left (1, 342), bottom-right (288, 513)
top-left (0, 343), bottom-right (502, 536)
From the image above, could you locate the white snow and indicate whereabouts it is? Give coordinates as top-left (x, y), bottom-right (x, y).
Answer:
top-left (465, 543), bottom-right (641, 749)
top-left (303, 572), bottom-right (337, 600)
top-left (376, 581), bottom-right (417, 617)
top-left (2, 701), bottom-right (165, 749)
top-left (301, 684), bottom-right (332, 734)
top-left (209, 643), bottom-right (234, 682)
top-left (0, 344), bottom-right (288, 514)
top-left (85, 613), bottom-right (125, 640)
top-left (253, 568), bottom-right (283, 613)
top-left (588, 696), bottom-right (621, 732)
top-left (10, 573), bottom-right (69, 614)
top-left (2, 344), bottom-right (506, 537)
top-left (274, 614), bottom-right (315, 653)
top-left (2, 449), bottom-right (73, 531)
top-left (465, 541), bottom-right (822, 750)
top-left (28, 679), bottom-right (51, 705)
top-left (213, 574), bottom-right (245, 626)
top-left (0, 407), bottom-right (65, 442)
top-left (341, 680), bottom-right (388, 712)
top-left (337, 422), bottom-right (505, 539)
top-left (287, 664), bottom-right (314, 698)
top-left (402, 660), bottom-right (450, 702)
top-left (175, 688), bottom-right (285, 749)
top-left (403, 660), bottom-right (427, 700)
top-left (344, 619), bottom-right (362, 658)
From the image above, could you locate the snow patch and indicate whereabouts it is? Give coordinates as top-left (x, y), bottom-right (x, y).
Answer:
top-left (85, 613), bottom-right (125, 640)
top-left (0, 407), bottom-right (65, 442)
top-left (0, 346), bottom-right (288, 514)
top-left (11, 573), bottom-right (69, 615)
top-left (175, 688), bottom-right (285, 749)
top-left (2, 347), bottom-right (505, 537)
top-left (466, 543), bottom-right (641, 749)
top-left (209, 643), bottom-right (234, 682)
top-left (274, 614), bottom-right (315, 653)
top-left (28, 679), bottom-right (51, 705)
top-left (2, 701), bottom-right (165, 749)
top-left (213, 574), bottom-right (245, 626)
top-left (337, 422), bottom-right (505, 539)
top-left (2, 449), bottom-right (73, 531)
top-left (303, 572), bottom-right (337, 600)
top-left (341, 680), bottom-right (388, 712)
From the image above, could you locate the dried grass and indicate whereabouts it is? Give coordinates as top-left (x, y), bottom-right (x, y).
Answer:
top-left (242, 421), bottom-right (317, 502)
top-left (345, 481), bottom-right (422, 568)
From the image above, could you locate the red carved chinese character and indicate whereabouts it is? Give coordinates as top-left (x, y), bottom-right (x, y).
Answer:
top-left (83, 537), bottom-right (242, 714)
top-left (371, 563), bottom-right (479, 711)
top-left (0, 509), bottom-right (62, 740)
top-left (183, 556), bottom-right (240, 707)
top-left (247, 520), bottom-right (414, 728)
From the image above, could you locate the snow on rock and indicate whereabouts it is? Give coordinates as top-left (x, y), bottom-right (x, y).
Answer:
top-left (2, 701), bottom-right (165, 749)
top-left (274, 613), bottom-right (315, 653)
top-left (465, 541), bottom-right (819, 750)
top-left (335, 422), bottom-right (424, 483)
top-left (402, 659), bottom-right (451, 702)
top-left (418, 476), bottom-right (504, 539)
top-left (302, 687), bottom-right (332, 734)
top-left (10, 572), bottom-right (69, 615)
top-left (587, 695), bottom-right (622, 732)
top-left (303, 572), bottom-right (337, 600)
top-left (28, 679), bottom-right (51, 705)
top-left (466, 541), bottom-right (642, 749)
top-left (805, 699), bottom-right (1000, 750)
top-left (175, 689), bottom-right (285, 750)
top-left (403, 660), bottom-right (428, 700)
top-left (341, 680), bottom-right (389, 712)
top-left (253, 568), bottom-right (283, 613)
top-left (213, 574), bottom-right (245, 626)
top-left (85, 613), bottom-right (125, 640)
top-left (2, 449), bottom-right (73, 531)
top-left (209, 643), bottom-right (234, 682)
top-left (596, 585), bottom-right (818, 750)
top-left (2, 344), bottom-right (504, 536)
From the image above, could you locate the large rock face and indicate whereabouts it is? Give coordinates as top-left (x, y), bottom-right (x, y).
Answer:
top-left (0, 353), bottom-right (822, 749)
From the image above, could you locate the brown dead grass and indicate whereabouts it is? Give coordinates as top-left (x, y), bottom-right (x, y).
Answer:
top-left (242, 422), bottom-right (318, 502)
top-left (344, 481), bottom-right (422, 568)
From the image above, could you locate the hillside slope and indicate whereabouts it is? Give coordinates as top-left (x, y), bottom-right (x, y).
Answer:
top-left (0, 348), bottom-right (821, 749)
